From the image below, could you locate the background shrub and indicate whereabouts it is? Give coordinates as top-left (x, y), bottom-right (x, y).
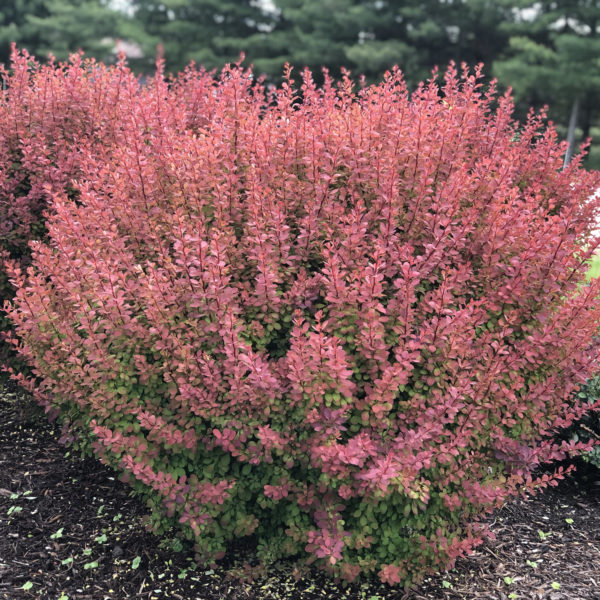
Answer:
top-left (561, 374), bottom-right (600, 469)
top-left (4, 61), bottom-right (600, 587)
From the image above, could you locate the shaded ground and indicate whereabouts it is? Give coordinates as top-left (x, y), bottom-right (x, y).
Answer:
top-left (1, 381), bottom-right (599, 600)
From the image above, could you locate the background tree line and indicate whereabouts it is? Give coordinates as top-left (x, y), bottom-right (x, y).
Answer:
top-left (2, 0), bottom-right (600, 166)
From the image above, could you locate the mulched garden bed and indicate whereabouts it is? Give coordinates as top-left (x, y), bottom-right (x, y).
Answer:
top-left (1, 380), bottom-right (599, 600)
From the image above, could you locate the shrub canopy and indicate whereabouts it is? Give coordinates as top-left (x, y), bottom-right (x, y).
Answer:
top-left (4, 56), bottom-right (600, 586)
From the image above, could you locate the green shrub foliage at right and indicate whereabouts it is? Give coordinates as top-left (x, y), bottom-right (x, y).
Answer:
top-left (564, 376), bottom-right (600, 469)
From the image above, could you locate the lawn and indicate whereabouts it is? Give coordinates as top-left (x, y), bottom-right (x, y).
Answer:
top-left (589, 252), bottom-right (600, 280)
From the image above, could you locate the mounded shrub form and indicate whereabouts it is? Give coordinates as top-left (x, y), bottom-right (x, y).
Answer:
top-left (5, 60), bottom-right (600, 586)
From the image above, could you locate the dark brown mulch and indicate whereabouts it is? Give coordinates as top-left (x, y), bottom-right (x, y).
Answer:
top-left (1, 381), bottom-right (600, 600)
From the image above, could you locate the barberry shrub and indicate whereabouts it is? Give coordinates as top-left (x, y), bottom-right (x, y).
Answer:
top-left (0, 47), bottom-right (141, 370)
top-left (5, 61), bottom-right (600, 587)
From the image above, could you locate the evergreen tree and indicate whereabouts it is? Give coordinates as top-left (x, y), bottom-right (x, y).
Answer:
top-left (254, 0), bottom-right (431, 84)
top-left (129, 0), bottom-right (275, 74)
top-left (444, 0), bottom-right (514, 68)
top-left (256, 0), bottom-right (513, 86)
top-left (494, 1), bottom-right (600, 165)
top-left (0, 0), bottom-right (124, 65)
